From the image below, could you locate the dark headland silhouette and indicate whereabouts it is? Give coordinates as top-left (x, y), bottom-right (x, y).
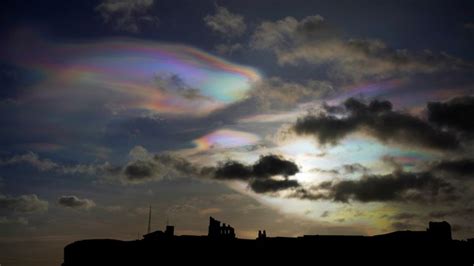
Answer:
top-left (63, 217), bottom-right (474, 265)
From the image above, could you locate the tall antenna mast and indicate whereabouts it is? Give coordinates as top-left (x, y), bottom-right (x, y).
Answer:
top-left (147, 205), bottom-right (151, 234)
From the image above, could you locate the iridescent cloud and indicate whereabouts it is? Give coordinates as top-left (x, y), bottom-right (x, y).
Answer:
top-left (3, 36), bottom-right (261, 115)
top-left (192, 129), bottom-right (260, 150)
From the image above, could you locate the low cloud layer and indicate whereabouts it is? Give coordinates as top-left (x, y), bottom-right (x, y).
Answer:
top-left (215, 154), bottom-right (300, 193)
top-left (293, 97), bottom-right (464, 151)
top-left (431, 159), bottom-right (474, 180)
top-left (0, 194), bottom-right (48, 213)
top-left (249, 178), bottom-right (300, 193)
top-left (0, 151), bottom-right (112, 175)
top-left (428, 96), bottom-right (474, 132)
top-left (58, 195), bottom-right (96, 210)
top-left (119, 150), bottom-right (203, 184)
top-left (293, 170), bottom-right (455, 203)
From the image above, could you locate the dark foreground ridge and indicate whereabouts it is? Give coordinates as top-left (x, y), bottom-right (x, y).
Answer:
top-left (63, 217), bottom-right (474, 265)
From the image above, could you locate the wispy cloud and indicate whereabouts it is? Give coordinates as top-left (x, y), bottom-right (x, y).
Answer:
top-left (204, 5), bottom-right (247, 38)
top-left (95, 0), bottom-right (159, 33)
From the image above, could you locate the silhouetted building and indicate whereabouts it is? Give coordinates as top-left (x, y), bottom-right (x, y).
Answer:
top-left (143, 224), bottom-right (174, 240)
top-left (63, 219), bottom-right (474, 266)
top-left (165, 225), bottom-right (174, 237)
top-left (208, 216), bottom-right (235, 239)
top-left (427, 221), bottom-right (452, 241)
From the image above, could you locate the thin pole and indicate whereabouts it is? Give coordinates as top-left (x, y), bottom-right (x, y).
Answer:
top-left (147, 205), bottom-right (151, 234)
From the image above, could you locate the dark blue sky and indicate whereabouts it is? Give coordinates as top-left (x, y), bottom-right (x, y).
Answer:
top-left (1, 1), bottom-right (474, 265)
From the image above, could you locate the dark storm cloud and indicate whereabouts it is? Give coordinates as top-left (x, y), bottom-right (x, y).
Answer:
top-left (432, 159), bottom-right (474, 179)
top-left (293, 114), bottom-right (358, 145)
top-left (428, 96), bottom-right (474, 132)
top-left (155, 154), bottom-right (201, 177)
top-left (293, 98), bottom-right (460, 150)
top-left (215, 155), bottom-right (299, 180)
top-left (310, 163), bottom-right (368, 176)
top-left (344, 98), bottom-right (393, 114)
top-left (58, 195), bottom-right (95, 209)
top-left (249, 178), bottom-right (300, 193)
top-left (0, 194), bottom-right (48, 213)
top-left (341, 163), bottom-right (369, 174)
top-left (214, 161), bottom-right (253, 180)
top-left (214, 155), bottom-right (300, 193)
top-left (110, 149), bottom-right (300, 193)
top-left (118, 150), bottom-right (205, 184)
top-left (124, 160), bottom-right (157, 180)
top-left (253, 155), bottom-right (299, 178)
top-left (0, 147), bottom-right (204, 185)
top-left (291, 170), bottom-right (455, 203)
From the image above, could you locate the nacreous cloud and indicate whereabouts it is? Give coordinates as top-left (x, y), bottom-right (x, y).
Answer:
top-left (3, 36), bottom-right (261, 116)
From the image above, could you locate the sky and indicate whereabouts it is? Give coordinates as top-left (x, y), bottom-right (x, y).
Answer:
top-left (1, 0), bottom-right (474, 265)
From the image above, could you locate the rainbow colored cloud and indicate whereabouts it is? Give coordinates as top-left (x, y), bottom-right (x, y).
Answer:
top-left (3, 36), bottom-right (261, 115)
top-left (193, 129), bottom-right (260, 150)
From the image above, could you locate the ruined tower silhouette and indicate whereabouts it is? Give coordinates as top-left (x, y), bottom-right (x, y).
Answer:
top-left (63, 219), bottom-right (474, 266)
top-left (208, 217), bottom-right (235, 239)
